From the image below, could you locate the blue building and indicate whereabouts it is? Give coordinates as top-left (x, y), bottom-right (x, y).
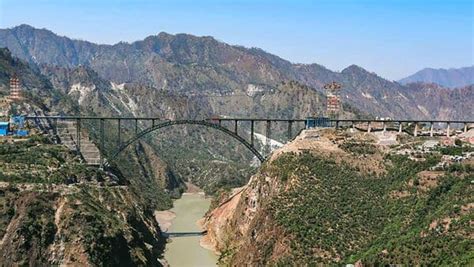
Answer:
top-left (0, 122), bottom-right (9, 136)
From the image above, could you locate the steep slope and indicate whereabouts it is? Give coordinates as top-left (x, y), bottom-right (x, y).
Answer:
top-left (1, 24), bottom-right (472, 120)
top-left (404, 83), bottom-right (474, 120)
top-left (0, 48), bottom-right (77, 115)
top-left (0, 137), bottom-right (167, 265)
top-left (399, 66), bottom-right (474, 88)
top-left (203, 129), bottom-right (473, 265)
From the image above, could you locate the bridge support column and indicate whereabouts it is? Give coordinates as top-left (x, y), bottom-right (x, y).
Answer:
top-left (250, 120), bottom-right (255, 147)
top-left (464, 123), bottom-right (468, 133)
top-left (265, 120), bottom-right (271, 154)
top-left (100, 119), bottom-right (105, 167)
top-left (287, 121), bottom-right (293, 141)
top-left (367, 122), bottom-right (371, 133)
top-left (117, 119), bottom-right (121, 148)
top-left (335, 120), bottom-right (339, 130)
top-left (234, 120), bottom-right (238, 134)
top-left (76, 119), bottom-right (81, 153)
top-left (446, 123), bottom-right (450, 137)
top-left (53, 118), bottom-right (58, 143)
top-left (135, 119), bottom-right (138, 134)
top-left (218, 119), bottom-right (222, 127)
top-left (399, 123), bottom-right (403, 133)
top-left (351, 121), bottom-right (355, 131)
top-left (430, 122), bottom-right (434, 137)
top-left (152, 119), bottom-right (156, 128)
top-left (382, 122), bottom-right (386, 133)
top-left (414, 123), bottom-right (418, 137)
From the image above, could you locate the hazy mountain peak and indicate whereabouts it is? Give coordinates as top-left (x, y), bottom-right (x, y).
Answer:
top-left (341, 64), bottom-right (373, 77)
top-left (341, 64), bottom-right (368, 73)
top-left (399, 66), bottom-right (474, 88)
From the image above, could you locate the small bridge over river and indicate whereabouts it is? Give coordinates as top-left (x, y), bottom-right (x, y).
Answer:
top-left (25, 116), bottom-right (474, 166)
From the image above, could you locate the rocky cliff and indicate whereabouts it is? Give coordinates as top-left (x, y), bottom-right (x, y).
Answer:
top-left (0, 137), bottom-right (168, 265)
top-left (203, 129), bottom-right (473, 265)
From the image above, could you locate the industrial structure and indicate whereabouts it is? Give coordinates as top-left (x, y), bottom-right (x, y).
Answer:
top-left (0, 75), bottom-right (28, 137)
top-left (324, 81), bottom-right (342, 119)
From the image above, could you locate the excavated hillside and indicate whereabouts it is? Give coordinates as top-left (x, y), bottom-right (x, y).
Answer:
top-left (202, 129), bottom-right (473, 265)
top-left (0, 135), bottom-right (174, 265)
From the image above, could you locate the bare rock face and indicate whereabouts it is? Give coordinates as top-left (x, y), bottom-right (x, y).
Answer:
top-left (0, 186), bottom-right (166, 266)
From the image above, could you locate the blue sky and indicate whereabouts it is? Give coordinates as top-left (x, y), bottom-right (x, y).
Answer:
top-left (0, 0), bottom-right (472, 80)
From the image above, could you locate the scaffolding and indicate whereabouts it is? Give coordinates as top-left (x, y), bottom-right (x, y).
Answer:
top-left (8, 74), bottom-right (22, 102)
top-left (324, 81), bottom-right (342, 119)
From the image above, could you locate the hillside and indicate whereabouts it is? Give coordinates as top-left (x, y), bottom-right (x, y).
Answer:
top-left (0, 48), bottom-right (195, 264)
top-left (404, 83), bottom-right (474, 120)
top-left (203, 129), bottom-right (474, 265)
top-left (1, 24), bottom-right (472, 120)
top-left (400, 66), bottom-right (474, 88)
top-left (0, 136), bottom-right (169, 265)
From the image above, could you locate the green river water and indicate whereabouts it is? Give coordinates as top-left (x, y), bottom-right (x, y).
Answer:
top-left (164, 193), bottom-right (218, 267)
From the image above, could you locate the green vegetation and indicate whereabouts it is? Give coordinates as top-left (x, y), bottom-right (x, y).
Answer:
top-left (0, 136), bottom-right (167, 265)
top-left (263, 152), bottom-right (472, 265)
top-left (0, 136), bottom-right (107, 184)
top-left (340, 141), bottom-right (377, 155)
top-left (437, 145), bottom-right (474, 156)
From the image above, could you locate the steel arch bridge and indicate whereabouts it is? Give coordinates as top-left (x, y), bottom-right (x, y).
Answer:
top-left (25, 115), bottom-right (474, 167)
top-left (111, 119), bottom-right (265, 162)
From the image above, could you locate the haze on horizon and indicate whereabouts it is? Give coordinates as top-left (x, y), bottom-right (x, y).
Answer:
top-left (0, 0), bottom-right (472, 80)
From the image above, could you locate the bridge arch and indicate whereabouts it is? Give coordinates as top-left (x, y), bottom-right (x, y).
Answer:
top-left (109, 120), bottom-right (265, 163)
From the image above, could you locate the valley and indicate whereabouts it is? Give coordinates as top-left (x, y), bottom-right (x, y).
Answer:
top-left (0, 20), bottom-right (472, 266)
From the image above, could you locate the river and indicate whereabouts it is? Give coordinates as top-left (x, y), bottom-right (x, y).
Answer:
top-left (161, 193), bottom-right (218, 267)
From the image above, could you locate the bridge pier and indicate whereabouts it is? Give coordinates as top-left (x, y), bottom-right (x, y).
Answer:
top-left (430, 122), bottom-right (434, 137)
top-left (351, 121), bottom-right (355, 131)
top-left (52, 118), bottom-right (58, 143)
top-left (234, 120), bottom-right (238, 134)
top-left (135, 119), bottom-right (138, 134)
top-left (367, 122), bottom-right (371, 133)
top-left (382, 121), bottom-right (386, 133)
top-left (464, 123), bottom-right (468, 133)
top-left (398, 123), bottom-right (403, 133)
top-left (335, 120), bottom-right (339, 130)
top-left (414, 123), bottom-right (418, 137)
top-left (250, 120), bottom-right (255, 147)
top-left (100, 119), bottom-right (105, 167)
top-left (76, 118), bottom-right (81, 153)
top-left (117, 119), bottom-right (121, 148)
top-left (287, 120), bottom-right (293, 140)
top-left (447, 123), bottom-right (450, 137)
top-left (265, 120), bottom-right (271, 154)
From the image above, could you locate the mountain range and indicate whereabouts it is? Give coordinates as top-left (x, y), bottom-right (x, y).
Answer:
top-left (0, 24), bottom-right (472, 120)
top-left (399, 66), bottom-right (474, 88)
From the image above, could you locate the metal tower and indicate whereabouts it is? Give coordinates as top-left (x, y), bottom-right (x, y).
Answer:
top-left (324, 81), bottom-right (342, 119)
top-left (8, 74), bottom-right (22, 102)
